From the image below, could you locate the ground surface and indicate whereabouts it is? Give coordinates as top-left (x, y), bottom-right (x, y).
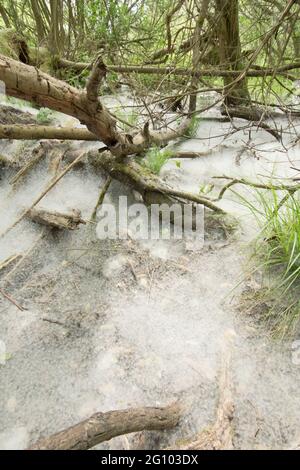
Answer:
top-left (1, 94), bottom-right (300, 449)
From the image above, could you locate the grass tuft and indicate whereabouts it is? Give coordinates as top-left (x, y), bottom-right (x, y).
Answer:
top-left (238, 187), bottom-right (300, 338)
top-left (143, 146), bottom-right (174, 174)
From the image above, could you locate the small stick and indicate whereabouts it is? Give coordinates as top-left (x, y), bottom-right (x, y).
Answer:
top-left (91, 176), bottom-right (112, 220)
top-left (10, 146), bottom-right (45, 185)
top-left (0, 288), bottom-right (26, 311)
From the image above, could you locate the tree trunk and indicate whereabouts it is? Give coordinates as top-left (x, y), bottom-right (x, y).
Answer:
top-left (30, 0), bottom-right (48, 44)
top-left (0, 4), bottom-right (11, 28)
top-left (215, 0), bottom-right (251, 106)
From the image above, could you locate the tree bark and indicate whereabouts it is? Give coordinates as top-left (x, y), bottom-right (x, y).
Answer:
top-left (0, 124), bottom-right (97, 141)
top-left (28, 404), bottom-right (181, 450)
top-left (215, 0), bottom-right (251, 106)
top-left (0, 53), bottom-right (121, 148)
top-left (0, 54), bottom-right (191, 157)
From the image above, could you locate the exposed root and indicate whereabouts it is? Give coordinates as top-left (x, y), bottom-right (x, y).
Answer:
top-left (88, 149), bottom-right (225, 214)
top-left (170, 330), bottom-right (235, 450)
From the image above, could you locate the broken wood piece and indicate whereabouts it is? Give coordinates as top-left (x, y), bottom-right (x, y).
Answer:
top-left (169, 150), bottom-right (214, 159)
top-left (28, 403), bottom-right (181, 450)
top-left (27, 208), bottom-right (86, 230)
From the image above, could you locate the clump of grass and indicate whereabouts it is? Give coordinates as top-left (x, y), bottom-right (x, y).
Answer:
top-left (238, 187), bottom-right (300, 337)
top-left (143, 146), bottom-right (174, 174)
top-left (185, 115), bottom-right (200, 138)
top-left (115, 109), bottom-right (139, 132)
top-left (36, 107), bottom-right (54, 124)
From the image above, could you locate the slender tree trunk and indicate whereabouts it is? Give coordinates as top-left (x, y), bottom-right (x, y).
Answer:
top-left (215, 0), bottom-right (251, 106)
top-left (30, 0), bottom-right (47, 44)
top-left (0, 4), bottom-right (11, 28)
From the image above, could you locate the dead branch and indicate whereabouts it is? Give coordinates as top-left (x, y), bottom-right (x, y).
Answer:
top-left (86, 56), bottom-right (107, 106)
top-left (91, 176), bottom-right (112, 220)
top-left (214, 175), bottom-right (300, 201)
top-left (28, 403), bottom-right (181, 450)
top-left (221, 107), bottom-right (281, 141)
top-left (0, 53), bottom-right (124, 153)
top-left (0, 124), bottom-right (97, 141)
top-left (56, 57), bottom-right (300, 79)
top-left (88, 149), bottom-right (225, 214)
top-left (0, 54), bottom-right (192, 157)
top-left (169, 150), bottom-right (215, 159)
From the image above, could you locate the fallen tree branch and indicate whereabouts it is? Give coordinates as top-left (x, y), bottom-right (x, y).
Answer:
top-left (214, 175), bottom-right (300, 201)
top-left (0, 124), bottom-right (97, 141)
top-left (28, 403), bottom-right (181, 450)
top-left (221, 107), bottom-right (282, 141)
top-left (56, 57), bottom-right (300, 79)
top-left (91, 176), bottom-right (112, 220)
top-left (0, 54), bottom-right (192, 157)
top-left (88, 149), bottom-right (225, 214)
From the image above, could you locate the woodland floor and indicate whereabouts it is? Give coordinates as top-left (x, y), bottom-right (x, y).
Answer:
top-left (1, 92), bottom-right (300, 450)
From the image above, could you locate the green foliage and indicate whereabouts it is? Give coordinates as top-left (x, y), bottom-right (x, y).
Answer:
top-left (143, 146), bottom-right (174, 174)
top-left (6, 96), bottom-right (28, 108)
top-left (238, 187), bottom-right (300, 337)
top-left (199, 183), bottom-right (214, 195)
top-left (185, 116), bottom-right (200, 138)
top-left (114, 109), bottom-right (139, 132)
top-left (0, 29), bottom-right (23, 59)
top-left (36, 107), bottom-right (54, 124)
